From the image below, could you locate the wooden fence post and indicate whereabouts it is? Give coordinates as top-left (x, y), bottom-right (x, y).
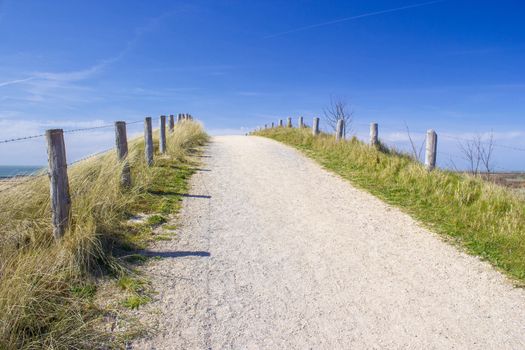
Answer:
top-left (115, 121), bottom-right (131, 187)
top-left (144, 117), bottom-right (153, 166)
top-left (425, 129), bottom-right (438, 171)
top-left (159, 115), bottom-right (167, 154)
top-left (279, 119), bottom-right (283, 127)
top-left (370, 122), bottom-right (378, 147)
top-left (46, 129), bottom-right (71, 240)
top-left (336, 119), bottom-right (344, 141)
top-left (312, 117), bottom-right (320, 136)
top-left (271, 122), bottom-right (274, 128)
top-left (287, 117), bottom-right (292, 128)
top-left (298, 116), bottom-right (304, 128)
top-left (169, 114), bottom-right (175, 132)
top-left (177, 114), bottom-right (182, 123)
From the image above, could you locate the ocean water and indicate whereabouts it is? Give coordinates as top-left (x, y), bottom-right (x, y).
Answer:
top-left (0, 165), bottom-right (44, 178)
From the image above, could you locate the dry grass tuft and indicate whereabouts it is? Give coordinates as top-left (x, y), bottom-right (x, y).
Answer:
top-left (0, 121), bottom-right (208, 349)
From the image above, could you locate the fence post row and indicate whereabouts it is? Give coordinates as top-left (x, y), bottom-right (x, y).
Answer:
top-left (425, 129), bottom-right (438, 171)
top-left (144, 117), bottom-right (154, 166)
top-left (115, 121), bottom-right (131, 187)
top-left (46, 129), bottom-right (71, 240)
top-left (169, 114), bottom-right (175, 132)
top-left (370, 122), bottom-right (379, 147)
top-left (336, 119), bottom-right (344, 141)
top-left (312, 117), bottom-right (320, 136)
top-left (159, 115), bottom-right (167, 154)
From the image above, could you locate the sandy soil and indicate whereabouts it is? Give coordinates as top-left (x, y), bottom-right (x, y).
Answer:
top-left (131, 135), bottom-right (525, 349)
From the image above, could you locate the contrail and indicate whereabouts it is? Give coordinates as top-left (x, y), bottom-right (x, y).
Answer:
top-left (0, 77), bottom-right (34, 87)
top-left (264, 0), bottom-right (445, 39)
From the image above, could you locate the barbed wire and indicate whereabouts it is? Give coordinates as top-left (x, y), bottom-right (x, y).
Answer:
top-left (0, 133), bottom-right (47, 144)
top-left (68, 147), bottom-right (116, 166)
top-left (0, 120), bottom-right (143, 145)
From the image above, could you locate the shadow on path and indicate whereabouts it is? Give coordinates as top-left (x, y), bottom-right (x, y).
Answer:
top-left (143, 250), bottom-right (211, 258)
top-left (147, 190), bottom-right (211, 199)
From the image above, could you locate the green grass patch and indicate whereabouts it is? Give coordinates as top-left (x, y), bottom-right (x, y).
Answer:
top-left (146, 214), bottom-right (167, 226)
top-left (70, 283), bottom-right (97, 300)
top-left (154, 234), bottom-right (174, 241)
top-left (255, 127), bottom-right (525, 284)
top-left (122, 295), bottom-right (152, 310)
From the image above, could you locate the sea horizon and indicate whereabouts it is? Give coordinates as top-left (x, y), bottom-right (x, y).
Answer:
top-left (0, 165), bottom-right (45, 178)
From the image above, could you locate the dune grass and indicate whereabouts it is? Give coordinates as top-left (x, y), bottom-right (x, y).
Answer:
top-left (254, 127), bottom-right (525, 284)
top-left (0, 120), bottom-right (208, 349)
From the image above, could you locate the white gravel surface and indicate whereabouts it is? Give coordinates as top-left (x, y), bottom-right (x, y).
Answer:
top-left (132, 135), bottom-right (525, 349)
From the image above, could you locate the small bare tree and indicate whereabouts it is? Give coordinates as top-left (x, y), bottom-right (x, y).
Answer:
top-left (405, 122), bottom-right (425, 162)
top-left (323, 96), bottom-right (353, 138)
top-left (458, 132), bottom-right (495, 178)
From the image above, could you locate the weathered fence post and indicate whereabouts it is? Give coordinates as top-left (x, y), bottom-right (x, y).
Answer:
top-left (298, 116), bottom-right (304, 128)
top-left (370, 122), bottom-right (378, 147)
top-left (169, 114), bottom-right (175, 132)
top-left (336, 119), bottom-right (344, 141)
top-left (287, 117), bottom-right (292, 128)
top-left (271, 122), bottom-right (274, 128)
top-left (312, 117), bottom-right (320, 136)
top-left (177, 114), bottom-right (182, 123)
top-left (46, 129), bottom-right (71, 240)
top-left (425, 129), bottom-right (438, 171)
top-left (159, 115), bottom-right (167, 154)
top-left (144, 117), bottom-right (154, 166)
top-left (115, 121), bottom-right (131, 187)
top-left (279, 119), bottom-right (283, 127)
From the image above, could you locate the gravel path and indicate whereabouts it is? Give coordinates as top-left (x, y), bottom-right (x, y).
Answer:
top-left (132, 135), bottom-right (525, 349)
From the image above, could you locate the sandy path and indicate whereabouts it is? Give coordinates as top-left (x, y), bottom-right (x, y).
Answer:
top-left (132, 135), bottom-right (525, 349)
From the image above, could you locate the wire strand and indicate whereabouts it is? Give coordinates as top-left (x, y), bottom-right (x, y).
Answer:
top-left (0, 120), bottom-right (143, 144)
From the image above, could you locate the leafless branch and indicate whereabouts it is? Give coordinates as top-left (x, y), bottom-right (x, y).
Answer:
top-left (458, 132), bottom-right (495, 177)
top-left (404, 122), bottom-right (425, 161)
top-left (323, 96), bottom-right (353, 137)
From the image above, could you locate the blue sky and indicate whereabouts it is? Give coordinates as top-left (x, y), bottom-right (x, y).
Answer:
top-left (1, 0), bottom-right (525, 170)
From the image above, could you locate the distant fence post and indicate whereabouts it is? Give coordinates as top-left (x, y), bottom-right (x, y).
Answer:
top-left (287, 117), bottom-right (292, 128)
top-left (159, 115), bottom-right (167, 154)
top-left (177, 114), bottom-right (182, 123)
top-left (298, 116), bottom-right (304, 128)
top-left (370, 122), bottom-right (378, 147)
top-left (169, 114), bottom-right (175, 132)
top-left (279, 119), bottom-right (283, 127)
top-left (144, 117), bottom-right (154, 166)
top-left (312, 117), bottom-right (320, 136)
top-left (271, 122), bottom-right (274, 128)
top-left (46, 129), bottom-right (71, 240)
top-left (115, 121), bottom-right (131, 187)
top-left (425, 129), bottom-right (438, 171)
top-left (336, 119), bottom-right (344, 141)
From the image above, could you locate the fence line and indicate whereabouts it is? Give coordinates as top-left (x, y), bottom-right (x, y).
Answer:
top-left (0, 113), bottom-right (198, 240)
top-left (262, 116), bottom-right (525, 172)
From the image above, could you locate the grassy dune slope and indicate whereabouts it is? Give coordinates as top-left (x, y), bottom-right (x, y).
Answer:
top-left (0, 121), bottom-right (208, 349)
top-left (255, 127), bottom-right (525, 284)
